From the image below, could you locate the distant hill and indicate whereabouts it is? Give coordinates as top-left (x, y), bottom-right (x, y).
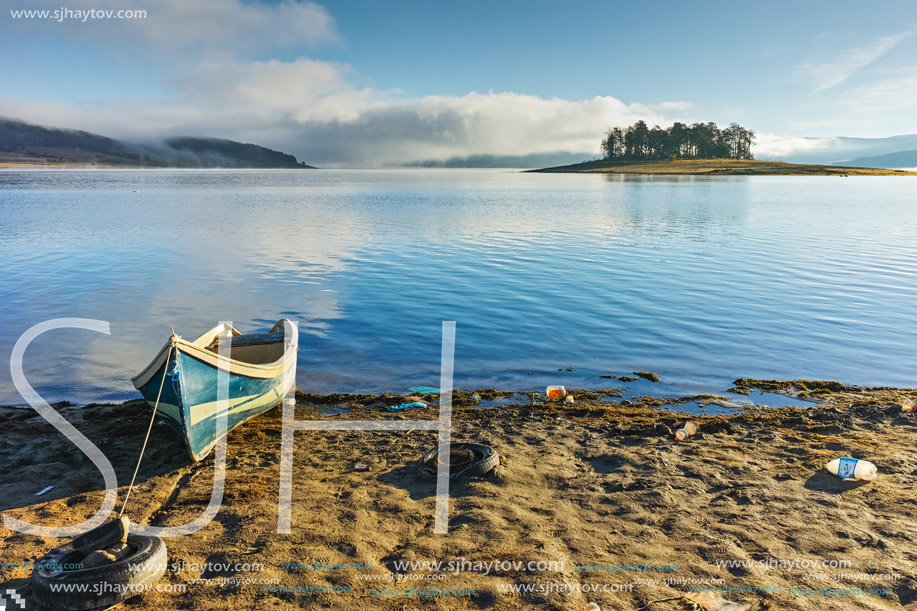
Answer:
top-left (835, 150), bottom-right (917, 169)
top-left (402, 151), bottom-right (598, 169)
top-left (0, 118), bottom-right (315, 168)
top-left (152, 137), bottom-right (314, 169)
top-left (0, 117), bottom-right (141, 165)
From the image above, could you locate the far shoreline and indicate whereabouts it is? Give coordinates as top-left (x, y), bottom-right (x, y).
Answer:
top-left (0, 164), bottom-right (318, 170)
top-left (529, 157), bottom-right (917, 176)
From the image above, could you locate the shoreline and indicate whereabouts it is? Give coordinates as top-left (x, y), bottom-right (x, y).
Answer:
top-left (530, 158), bottom-right (917, 176)
top-left (2, 381), bottom-right (915, 609)
top-left (0, 162), bottom-right (314, 170)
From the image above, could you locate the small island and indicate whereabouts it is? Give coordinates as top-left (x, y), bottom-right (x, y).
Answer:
top-left (532, 120), bottom-right (917, 176)
top-left (531, 158), bottom-right (917, 176)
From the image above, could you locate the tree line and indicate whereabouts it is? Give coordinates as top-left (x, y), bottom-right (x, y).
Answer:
top-left (601, 121), bottom-right (755, 161)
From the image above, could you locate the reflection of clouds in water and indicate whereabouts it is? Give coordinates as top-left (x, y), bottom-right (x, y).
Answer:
top-left (3, 176), bottom-right (379, 403)
top-left (81, 203), bottom-right (374, 389)
top-left (5, 170), bottom-right (917, 404)
top-left (81, 171), bottom-right (752, 399)
top-left (227, 194), bottom-right (378, 337)
top-left (2, 326), bottom-right (131, 405)
top-left (0, 240), bottom-right (180, 404)
top-left (0, 170), bottom-right (752, 404)
top-left (594, 176), bottom-right (751, 243)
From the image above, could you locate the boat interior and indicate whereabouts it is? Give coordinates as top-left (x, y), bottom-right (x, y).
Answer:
top-left (205, 332), bottom-right (286, 365)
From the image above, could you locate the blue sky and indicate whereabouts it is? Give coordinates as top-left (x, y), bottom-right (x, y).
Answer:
top-left (1, 0), bottom-right (916, 165)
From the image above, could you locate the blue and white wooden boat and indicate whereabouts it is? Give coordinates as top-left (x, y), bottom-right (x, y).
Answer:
top-left (132, 320), bottom-right (298, 461)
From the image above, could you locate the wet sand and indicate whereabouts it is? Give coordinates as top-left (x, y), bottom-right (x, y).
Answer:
top-left (1, 382), bottom-right (916, 610)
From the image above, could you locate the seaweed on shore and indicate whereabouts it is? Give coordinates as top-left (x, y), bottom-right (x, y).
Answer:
top-left (598, 372), bottom-right (652, 382)
top-left (633, 371), bottom-right (661, 382)
top-left (728, 378), bottom-right (857, 398)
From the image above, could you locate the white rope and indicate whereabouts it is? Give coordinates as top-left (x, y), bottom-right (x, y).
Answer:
top-left (119, 345), bottom-right (173, 518)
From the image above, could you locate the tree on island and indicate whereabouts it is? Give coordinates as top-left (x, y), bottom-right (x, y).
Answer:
top-left (601, 121), bottom-right (755, 161)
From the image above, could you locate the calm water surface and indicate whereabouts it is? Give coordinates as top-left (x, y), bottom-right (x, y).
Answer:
top-left (1, 169), bottom-right (915, 405)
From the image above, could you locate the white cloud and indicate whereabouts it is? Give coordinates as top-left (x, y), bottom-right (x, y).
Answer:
top-left (133, 0), bottom-right (340, 49)
top-left (171, 57), bottom-right (374, 123)
top-left (840, 70), bottom-right (917, 113)
top-left (798, 31), bottom-right (912, 94)
top-left (754, 133), bottom-right (840, 159)
top-left (0, 2), bottom-right (721, 166)
top-left (753, 130), bottom-right (917, 165)
top-left (0, 54), bottom-right (690, 166)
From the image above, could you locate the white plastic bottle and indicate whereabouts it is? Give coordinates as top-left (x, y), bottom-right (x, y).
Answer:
top-left (674, 420), bottom-right (698, 441)
top-left (825, 457), bottom-right (877, 481)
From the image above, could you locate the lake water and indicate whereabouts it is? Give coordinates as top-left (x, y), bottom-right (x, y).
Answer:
top-left (1, 169), bottom-right (915, 406)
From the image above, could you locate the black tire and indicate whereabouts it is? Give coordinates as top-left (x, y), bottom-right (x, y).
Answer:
top-left (72, 516), bottom-right (129, 554)
top-left (30, 534), bottom-right (167, 610)
top-left (420, 442), bottom-right (500, 479)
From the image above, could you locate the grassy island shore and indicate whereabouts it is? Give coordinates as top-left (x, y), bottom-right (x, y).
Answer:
top-left (530, 158), bottom-right (917, 176)
top-left (2, 382), bottom-right (915, 610)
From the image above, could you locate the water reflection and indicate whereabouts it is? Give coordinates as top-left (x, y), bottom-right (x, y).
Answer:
top-left (1, 170), bottom-right (916, 404)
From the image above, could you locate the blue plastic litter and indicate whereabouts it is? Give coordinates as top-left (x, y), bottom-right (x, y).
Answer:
top-left (408, 386), bottom-right (441, 394)
top-left (387, 401), bottom-right (427, 412)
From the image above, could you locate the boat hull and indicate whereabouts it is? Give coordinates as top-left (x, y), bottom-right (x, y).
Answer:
top-left (132, 320), bottom-right (297, 461)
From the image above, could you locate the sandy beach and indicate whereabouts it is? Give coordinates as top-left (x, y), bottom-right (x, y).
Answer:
top-left (1, 382), bottom-right (915, 610)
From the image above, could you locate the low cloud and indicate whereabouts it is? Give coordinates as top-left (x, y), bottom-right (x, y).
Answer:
top-left (170, 57), bottom-right (373, 123)
top-left (0, 55), bottom-right (686, 166)
top-left (753, 130), bottom-right (917, 165)
top-left (754, 133), bottom-right (841, 160)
